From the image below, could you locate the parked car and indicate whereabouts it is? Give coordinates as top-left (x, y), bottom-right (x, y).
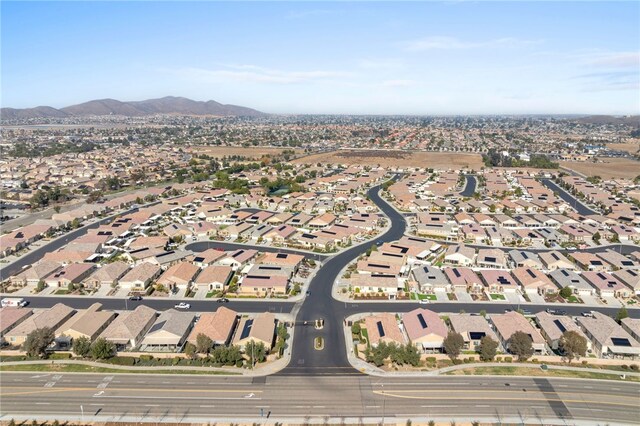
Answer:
top-left (217, 298), bottom-right (230, 303)
top-left (129, 295), bottom-right (143, 301)
top-left (174, 302), bottom-right (191, 309)
top-left (581, 311), bottom-right (594, 317)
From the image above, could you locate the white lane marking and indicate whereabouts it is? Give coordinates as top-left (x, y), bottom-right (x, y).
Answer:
top-left (313, 406), bottom-right (326, 408)
top-left (612, 388), bottom-right (620, 391)
top-left (44, 382), bottom-right (56, 388)
top-left (421, 405), bottom-right (456, 408)
top-left (144, 404), bottom-right (160, 407)
top-left (255, 405), bottom-right (270, 408)
top-left (35, 402), bottom-right (50, 405)
top-left (94, 395), bottom-right (262, 401)
top-left (365, 405), bottom-right (380, 408)
top-left (200, 405), bottom-right (216, 408)
top-left (475, 405), bottom-right (491, 408)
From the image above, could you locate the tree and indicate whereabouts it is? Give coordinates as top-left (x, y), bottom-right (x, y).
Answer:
top-left (616, 306), bottom-right (629, 323)
top-left (443, 332), bottom-right (465, 360)
top-left (508, 331), bottom-right (534, 361)
top-left (195, 333), bottom-right (213, 354)
top-left (23, 327), bottom-right (54, 358)
top-left (184, 342), bottom-right (197, 359)
top-left (592, 231), bottom-right (601, 244)
top-left (479, 336), bottom-right (499, 361)
top-left (72, 336), bottom-right (91, 358)
top-left (90, 337), bottom-right (115, 360)
top-left (245, 341), bottom-right (267, 366)
top-left (559, 286), bottom-right (573, 299)
top-left (559, 330), bottom-right (588, 363)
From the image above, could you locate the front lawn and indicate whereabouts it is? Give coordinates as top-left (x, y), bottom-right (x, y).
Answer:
top-left (490, 293), bottom-right (506, 300)
top-left (411, 293), bottom-right (437, 301)
top-left (566, 295), bottom-right (582, 303)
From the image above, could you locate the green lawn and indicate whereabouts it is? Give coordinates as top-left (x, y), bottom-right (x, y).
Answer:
top-left (490, 293), bottom-right (506, 300)
top-left (54, 289), bottom-right (69, 295)
top-left (411, 293), bottom-right (437, 300)
top-left (566, 295), bottom-right (581, 303)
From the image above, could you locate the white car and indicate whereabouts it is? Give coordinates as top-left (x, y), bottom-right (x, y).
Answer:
top-left (174, 302), bottom-right (191, 309)
top-left (418, 299), bottom-right (430, 305)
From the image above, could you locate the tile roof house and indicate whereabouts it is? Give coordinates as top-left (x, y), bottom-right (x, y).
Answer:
top-left (350, 274), bottom-right (400, 297)
top-left (233, 312), bottom-right (276, 350)
top-left (10, 260), bottom-right (62, 287)
top-left (193, 265), bottom-right (234, 291)
top-left (534, 312), bottom-right (590, 351)
top-left (402, 308), bottom-right (447, 351)
top-left (219, 249), bottom-right (258, 270)
top-left (476, 248), bottom-right (507, 269)
top-left (412, 265), bottom-right (451, 293)
top-left (479, 269), bottom-right (519, 293)
top-left (539, 251), bottom-right (576, 271)
top-left (581, 271), bottom-right (631, 298)
top-left (100, 305), bottom-right (157, 350)
top-left (187, 307), bottom-right (238, 347)
top-left (0, 307), bottom-right (33, 344)
top-left (614, 269), bottom-right (640, 295)
top-left (156, 261), bottom-right (200, 290)
top-left (56, 303), bottom-right (116, 342)
top-left (141, 309), bottom-right (195, 351)
top-left (4, 303), bottom-right (75, 347)
top-left (443, 267), bottom-right (483, 294)
top-left (577, 312), bottom-right (640, 359)
top-left (119, 262), bottom-right (162, 290)
top-left (449, 314), bottom-right (500, 350)
top-left (84, 261), bottom-right (130, 289)
top-left (512, 267), bottom-right (558, 295)
top-left (490, 311), bottom-right (546, 355)
top-left (549, 269), bottom-right (595, 296)
top-left (363, 313), bottom-right (405, 347)
top-left (443, 244), bottom-right (475, 267)
top-left (44, 263), bottom-right (95, 288)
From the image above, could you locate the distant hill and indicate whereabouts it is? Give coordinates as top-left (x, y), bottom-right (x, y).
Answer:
top-left (570, 115), bottom-right (640, 128)
top-left (1, 96), bottom-right (264, 120)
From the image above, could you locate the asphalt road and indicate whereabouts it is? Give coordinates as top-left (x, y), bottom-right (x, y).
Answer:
top-left (1, 372), bottom-right (638, 424)
top-left (460, 174), bottom-right (478, 197)
top-left (282, 177), bottom-right (408, 376)
top-left (540, 178), bottom-right (598, 216)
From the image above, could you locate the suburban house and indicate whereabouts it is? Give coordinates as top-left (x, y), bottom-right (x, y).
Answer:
top-left (577, 312), bottom-right (640, 359)
top-left (100, 305), bottom-right (157, 350)
top-left (10, 260), bottom-right (62, 287)
top-left (490, 312), bottom-right (546, 355)
top-left (156, 261), bottom-right (200, 290)
top-left (534, 311), bottom-right (590, 352)
top-left (411, 265), bottom-right (451, 293)
top-left (614, 269), bottom-right (640, 295)
top-left (549, 269), bottom-right (595, 296)
top-left (444, 267), bottom-right (483, 294)
top-left (233, 312), bottom-right (276, 351)
top-left (140, 310), bottom-right (196, 352)
top-left (443, 244), bottom-right (475, 267)
top-left (512, 267), bottom-right (558, 295)
top-left (479, 269), bottom-right (519, 293)
top-left (219, 249), bottom-right (258, 270)
top-left (449, 314), bottom-right (500, 350)
top-left (187, 307), bottom-right (238, 347)
top-left (363, 313), bottom-right (405, 347)
top-left (476, 249), bottom-right (507, 269)
top-left (188, 248), bottom-right (227, 268)
top-left (84, 261), bottom-right (129, 289)
top-left (0, 308), bottom-right (33, 344)
top-left (4, 303), bottom-right (75, 347)
top-left (539, 251), bottom-right (576, 271)
top-left (193, 265), bottom-right (234, 292)
top-left (239, 275), bottom-right (289, 296)
top-left (44, 263), bottom-right (95, 288)
top-left (350, 274), bottom-right (400, 297)
top-left (55, 303), bottom-right (116, 344)
top-left (119, 262), bottom-right (162, 290)
top-left (402, 308), bottom-right (447, 352)
top-left (581, 271), bottom-right (632, 298)
top-left (509, 250), bottom-right (543, 270)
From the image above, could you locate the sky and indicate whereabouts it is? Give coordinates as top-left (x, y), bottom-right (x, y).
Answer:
top-left (2, 1), bottom-right (639, 115)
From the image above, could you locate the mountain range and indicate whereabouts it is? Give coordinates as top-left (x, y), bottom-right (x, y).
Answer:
top-left (1, 96), bottom-right (264, 120)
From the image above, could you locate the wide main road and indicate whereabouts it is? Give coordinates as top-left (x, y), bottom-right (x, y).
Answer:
top-left (1, 372), bottom-right (638, 424)
top-left (282, 177), bottom-right (407, 376)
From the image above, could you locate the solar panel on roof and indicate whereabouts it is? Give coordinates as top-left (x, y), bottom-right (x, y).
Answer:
top-left (376, 321), bottom-right (385, 337)
top-left (469, 332), bottom-right (486, 340)
top-left (453, 269), bottom-right (461, 278)
top-left (611, 337), bottom-right (631, 347)
top-left (240, 319), bottom-right (254, 339)
top-left (551, 253), bottom-right (560, 260)
top-left (526, 269), bottom-right (537, 278)
top-left (276, 253), bottom-right (287, 259)
top-left (258, 266), bottom-right (282, 271)
top-left (553, 319), bottom-right (567, 333)
top-left (485, 257), bottom-right (497, 263)
top-left (194, 257), bottom-right (205, 263)
top-left (417, 313), bottom-right (428, 329)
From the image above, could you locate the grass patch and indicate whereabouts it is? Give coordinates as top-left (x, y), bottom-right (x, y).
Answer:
top-left (0, 363), bottom-right (240, 375)
top-left (412, 293), bottom-right (437, 300)
top-left (361, 328), bottom-right (370, 348)
top-left (566, 295), bottom-right (581, 303)
top-left (490, 293), bottom-right (505, 300)
top-left (54, 289), bottom-right (69, 295)
top-left (445, 366), bottom-right (639, 382)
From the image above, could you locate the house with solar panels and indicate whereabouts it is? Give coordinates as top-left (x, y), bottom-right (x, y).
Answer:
top-left (549, 269), bottom-right (595, 296)
top-left (534, 311), bottom-right (590, 352)
top-left (233, 312), bottom-right (276, 350)
top-left (448, 313), bottom-right (500, 351)
top-left (577, 312), bottom-right (640, 359)
top-left (401, 308), bottom-right (447, 352)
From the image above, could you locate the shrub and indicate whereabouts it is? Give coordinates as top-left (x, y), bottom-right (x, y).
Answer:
top-left (107, 356), bottom-right (135, 366)
top-left (630, 364), bottom-right (639, 371)
top-left (504, 356), bottom-right (512, 363)
top-left (581, 360), bottom-right (588, 365)
top-left (139, 354), bottom-right (154, 361)
top-left (48, 353), bottom-right (72, 360)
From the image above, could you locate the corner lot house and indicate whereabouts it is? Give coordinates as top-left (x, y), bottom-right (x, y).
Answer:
top-left (10, 260), bottom-right (61, 287)
top-left (4, 303), bottom-right (75, 347)
top-left (534, 312), bottom-right (590, 352)
top-left (141, 309), bottom-right (195, 352)
top-left (449, 314), bottom-right (499, 350)
top-left (233, 312), bottom-right (276, 350)
top-left (577, 312), bottom-right (640, 359)
top-left (402, 308), bottom-right (447, 352)
top-left (350, 274), bottom-right (400, 297)
top-left (187, 306), bottom-right (238, 347)
top-left (100, 305), bottom-right (157, 350)
top-left (490, 311), bottom-right (546, 355)
top-left (363, 313), bottom-right (405, 347)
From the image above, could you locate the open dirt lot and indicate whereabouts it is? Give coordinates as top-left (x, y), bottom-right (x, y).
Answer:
top-left (560, 158), bottom-right (640, 179)
top-left (292, 150), bottom-right (484, 169)
top-left (607, 141), bottom-right (640, 154)
top-left (189, 146), bottom-right (303, 159)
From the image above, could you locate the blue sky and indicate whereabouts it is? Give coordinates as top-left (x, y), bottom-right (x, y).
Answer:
top-left (2, 1), bottom-right (639, 114)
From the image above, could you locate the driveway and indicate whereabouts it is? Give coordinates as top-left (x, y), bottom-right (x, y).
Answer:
top-left (94, 285), bottom-right (112, 297)
top-left (581, 294), bottom-right (602, 306)
top-left (602, 296), bottom-right (622, 308)
top-left (455, 291), bottom-right (473, 302)
top-left (527, 293), bottom-right (546, 304)
top-left (194, 286), bottom-right (210, 299)
top-left (434, 289), bottom-right (449, 302)
top-left (505, 292), bottom-right (524, 304)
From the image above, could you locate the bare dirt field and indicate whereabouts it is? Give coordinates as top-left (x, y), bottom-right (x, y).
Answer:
top-left (607, 141), bottom-right (640, 154)
top-left (560, 158), bottom-right (640, 179)
top-left (189, 146), bottom-right (303, 159)
top-left (292, 150), bottom-right (484, 169)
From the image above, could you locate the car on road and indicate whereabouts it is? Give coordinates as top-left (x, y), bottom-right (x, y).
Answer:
top-left (217, 298), bottom-right (230, 303)
top-left (129, 295), bottom-right (143, 301)
top-left (418, 299), bottom-right (429, 305)
top-left (581, 311), bottom-right (594, 317)
top-left (174, 302), bottom-right (191, 309)
top-left (306, 291), bottom-right (311, 296)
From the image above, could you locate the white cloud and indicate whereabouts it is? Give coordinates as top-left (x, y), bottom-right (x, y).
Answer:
top-left (586, 51), bottom-right (639, 68)
top-left (167, 65), bottom-right (353, 85)
top-left (381, 79), bottom-right (416, 88)
top-left (402, 36), bottom-right (542, 51)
